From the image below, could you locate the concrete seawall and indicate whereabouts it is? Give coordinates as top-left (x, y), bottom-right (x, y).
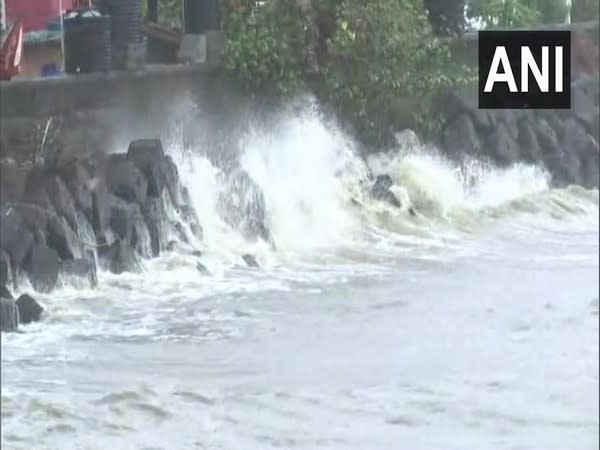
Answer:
top-left (0, 63), bottom-right (221, 118)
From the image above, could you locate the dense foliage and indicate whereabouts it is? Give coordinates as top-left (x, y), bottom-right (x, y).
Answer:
top-left (466, 0), bottom-right (571, 28)
top-left (149, 0), bottom-right (588, 146)
top-left (220, 0), bottom-right (477, 144)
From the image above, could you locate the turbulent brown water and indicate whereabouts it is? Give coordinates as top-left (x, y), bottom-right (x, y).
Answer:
top-left (1, 112), bottom-right (598, 450)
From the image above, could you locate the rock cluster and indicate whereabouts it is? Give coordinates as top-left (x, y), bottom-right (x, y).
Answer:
top-left (0, 139), bottom-right (202, 331)
top-left (437, 83), bottom-right (599, 188)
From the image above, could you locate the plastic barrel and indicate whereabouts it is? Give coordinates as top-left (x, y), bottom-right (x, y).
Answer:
top-left (64, 9), bottom-right (112, 74)
top-left (184, 0), bottom-right (219, 34)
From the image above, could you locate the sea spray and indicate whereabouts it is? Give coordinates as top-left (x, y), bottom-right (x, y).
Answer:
top-left (163, 105), bottom-right (598, 264)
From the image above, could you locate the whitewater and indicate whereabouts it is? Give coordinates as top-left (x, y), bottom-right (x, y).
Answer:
top-left (1, 107), bottom-right (598, 450)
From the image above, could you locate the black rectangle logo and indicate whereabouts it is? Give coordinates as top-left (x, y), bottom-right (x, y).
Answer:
top-left (479, 30), bottom-right (571, 109)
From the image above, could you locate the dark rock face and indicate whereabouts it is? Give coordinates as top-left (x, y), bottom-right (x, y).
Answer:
top-left (437, 84), bottom-right (600, 187)
top-left (0, 207), bottom-right (34, 271)
top-left (242, 254), bottom-right (260, 268)
top-left (127, 139), bottom-right (170, 198)
top-left (0, 138), bottom-right (202, 298)
top-left (219, 169), bottom-right (271, 243)
top-left (1, 247), bottom-right (14, 288)
top-left (143, 197), bottom-right (171, 257)
top-left (24, 243), bottom-right (60, 293)
top-left (16, 294), bottom-right (44, 325)
top-left (0, 285), bottom-right (13, 300)
top-left (370, 174), bottom-right (401, 208)
top-left (0, 298), bottom-right (19, 332)
top-left (0, 160), bottom-right (29, 204)
top-left (108, 239), bottom-right (142, 275)
top-left (107, 155), bottom-right (149, 206)
top-left (60, 258), bottom-right (98, 288)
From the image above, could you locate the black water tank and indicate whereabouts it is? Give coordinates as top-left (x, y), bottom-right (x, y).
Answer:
top-left (64, 9), bottom-right (112, 74)
top-left (184, 0), bottom-right (219, 34)
top-left (94, 0), bottom-right (142, 47)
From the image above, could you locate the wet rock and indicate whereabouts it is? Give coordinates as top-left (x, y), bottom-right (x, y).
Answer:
top-left (0, 207), bottom-right (34, 273)
top-left (196, 261), bottom-right (209, 273)
top-left (58, 160), bottom-right (94, 219)
top-left (91, 183), bottom-right (112, 241)
top-left (127, 139), bottom-right (169, 198)
top-left (517, 120), bottom-right (542, 163)
top-left (60, 258), bottom-right (98, 288)
top-left (0, 285), bottom-right (13, 300)
top-left (108, 239), bottom-right (142, 275)
top-left (172, 221), bottom-right (188, 244)
top-left (166, 240), bottom-right (178, 252)
top-left (47, 215), bottom-right (83, 261)
top-left (23, 166), bottom-right (54, 213)
top-left (0, 298), bottom-right (19, 332)
top-left (242, 254), bottom-right (260, 268)
top-left (219, 170), bottom-right (269, 242)
top-left (143, 197), bottom-right (170, 257)
top-left (44, 175), bottom-right (78, 227)
top-left (107, 155), bottom-right (149, 206)
top-left (370, 174), bottom-right (401, 208)
top-left (108, 195), bottom-right (149, 254)
top-left (178, 204), bottom-right (203, 241)
top-left (24, 243), bottom-right (60, 293)
top-left (16, 294), bottom-right (44, 325)
top-left (441, 113), bottom-right (481, 158)
top-left (10, 203), bottom-right (49, 245)
top-left (0, 160), bottom-right (29, 204)
top-left (165, 155), bottom-right (185, 206)
top-left (487, 122), bottom-right (519, 165)
top-left (1, 248), bottom-right (12, 288)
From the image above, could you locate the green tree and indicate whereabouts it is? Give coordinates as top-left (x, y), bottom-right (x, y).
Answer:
top-left (423, 0), bottom-right (467, 36)
top-left (467, 0), bottom-right (541, 28)
top-left (320, 0), bottom-right (474, 143)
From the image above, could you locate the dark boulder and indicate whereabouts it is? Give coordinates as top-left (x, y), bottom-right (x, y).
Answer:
top-left (23, 166), bottom-right (54, 213)
top-left (126, 139), bottom-right (170, 198)
top-left (58, 160), bottom-right (94, 218)
top-left (108, 195), bottom-right (151, 257)
top-left (16, 294), bottom-right (44, 325)
top-left (0, 160), bottom-right (29, 204)
top-left (0, 207), bottom-right (34, 272)
top-left (486, 122), bottom-right (520, 165)
top-left (517, 119), bottom-right (542, 163)
top-left (1, 248), bottom-right (13, 288)
top-left (172, 221), bottom-right (189, 244)
top-left (242, 254), bottom-right (260, 268)
top-left (108, 239), bottom-right (142, 275)
top-left (370, 174), bottom-right (401, 208)
top-left (143, 197), bottom-right (171, 257)
top-left (441, 113), bottom-right (481, 158)
top-left (165, 155), bottom-right (185, 206)
top-left (219, 170), bottom-right (269, 242)
top-left (11, 203), bottom-right (50, 245)
top-left (196, 261), bottom-right (209, 273)
top-left (0, 299), bottom-right (19, 332)
top-left (24, 243), bottom-right (60, 293)
top-left (47, 215), bottom-right (83, 261)
top-left (178, 204), bottom-right (203, 241)
top-left (107, 155), bottom-right (149, 206)
top-left (580, 146), bottom-right (600, 189)
top-left (0, 285), bottom-right (13, 300)
top-left (60, 258), bottom-right (98, 288)
top-left (44, 175), bottom-right (78, 228)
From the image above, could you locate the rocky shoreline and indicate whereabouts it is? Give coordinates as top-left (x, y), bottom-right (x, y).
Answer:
top-left (1, 139), bottom-right (205, 332)
top-left (437, 82), bottom-right (600, 189)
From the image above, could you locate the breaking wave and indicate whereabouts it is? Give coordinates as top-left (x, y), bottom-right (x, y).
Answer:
top-left (164, 105), bottom-right (599, 267)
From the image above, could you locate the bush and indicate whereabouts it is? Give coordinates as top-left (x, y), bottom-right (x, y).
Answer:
top-left (222, 2), bottom-right (307, 96)
top-left (320, 0), bottom-right (475, 143)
